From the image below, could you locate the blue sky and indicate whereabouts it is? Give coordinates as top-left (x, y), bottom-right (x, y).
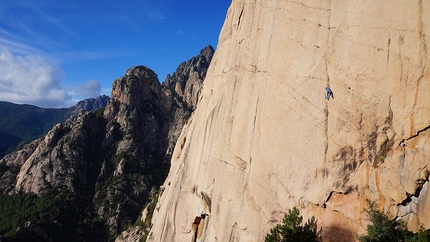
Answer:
top-left (0, 0), bottom-right (231, 108)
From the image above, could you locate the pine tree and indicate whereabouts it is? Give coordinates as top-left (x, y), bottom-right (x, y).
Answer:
top-left (265, 207), bottom-right (320, 242)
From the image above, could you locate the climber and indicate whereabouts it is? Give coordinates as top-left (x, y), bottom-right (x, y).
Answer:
top-left (325, 86), bottom-right (334, 100)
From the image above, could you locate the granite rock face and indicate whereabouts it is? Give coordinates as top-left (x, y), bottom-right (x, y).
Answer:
top-left (14, 113), bottom-right (105, 196)
top-left (149, 1), bottom-right (430, 241)
top-left (161, 46), bottom-right (215, 165)
top-left (95, 66), bottom-right (169, 235)
top-left (163, 45), bottom-right (214, 111)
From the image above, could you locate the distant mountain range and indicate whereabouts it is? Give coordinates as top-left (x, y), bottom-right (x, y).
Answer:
top-left (0, 95), bottom-right (110, 158)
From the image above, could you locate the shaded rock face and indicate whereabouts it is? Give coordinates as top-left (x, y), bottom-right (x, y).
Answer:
top-left (0, 46), bottom-right (214, 240)
top-left (149, 1), bottom-right (430, 241)
top-left (104, 66), bottom-right (169, 164)
top-left (163, 45), bottom-right (215, 110)
top-left (14, 113), bottom-right (105, 196)
top-left (68, 95), bottom-right (110, 117)
top-left (93, 66), bottom-right (167, 235)
top-left (0, 113), bottom-right (105, 196)
top-left (160, 45), bottom-right (215, 170)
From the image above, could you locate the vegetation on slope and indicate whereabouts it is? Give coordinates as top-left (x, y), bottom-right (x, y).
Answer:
top-left (0, 188), bottom-right (108, 242)
top-left (265, 207), bottom-right (321, 242)
top-left (265, 201), bottom-right (430, 242)
top-left (0, 102), bottom-right (69, 157)
top-left (358, 200), bottom-right (430, 242)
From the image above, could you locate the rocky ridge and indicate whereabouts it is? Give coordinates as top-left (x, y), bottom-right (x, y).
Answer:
top-left (0, 95), bottom-right (110, 159)
top-left (68, 95), bottom-right (110, 117)
top-left (163, 45), bottom-right (215, 110)
top-left (148, 1), bottom-right (430, 241)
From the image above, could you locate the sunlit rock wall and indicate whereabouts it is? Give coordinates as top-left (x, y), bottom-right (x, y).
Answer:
top-left (149, 1), bottom-right (430, 241)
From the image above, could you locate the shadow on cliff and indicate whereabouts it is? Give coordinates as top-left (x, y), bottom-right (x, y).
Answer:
top-left (322, 226), bottom-right (356, 242)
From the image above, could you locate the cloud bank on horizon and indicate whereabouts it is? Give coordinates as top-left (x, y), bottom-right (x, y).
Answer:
top-left (0, 0), bottom-right (230, 108)
top-left (0, 48), bottom-right (69, 108)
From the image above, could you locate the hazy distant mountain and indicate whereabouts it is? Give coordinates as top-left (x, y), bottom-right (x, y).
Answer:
top-left (0, 95), bottom-right (110, 158)
top-left (68, 95), bottom-right (110, 117)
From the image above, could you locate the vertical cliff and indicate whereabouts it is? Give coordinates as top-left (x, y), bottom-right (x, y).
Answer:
top-left (149, 0), bottom-right (430, 241)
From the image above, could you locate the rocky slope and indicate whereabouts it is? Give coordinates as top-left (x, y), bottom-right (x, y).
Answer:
top-left (0, 46), bottom-right (214, 241)
top-left (148, 1), bottom-right (430, 241)
top-left (163, 45), bottom-right (215, 110)
top-left (68, 95), bottom-right (110, 117)
top-left (1, 68), bottom-right (164, 238)
top-left (0, 95), bottom-right (109, 159)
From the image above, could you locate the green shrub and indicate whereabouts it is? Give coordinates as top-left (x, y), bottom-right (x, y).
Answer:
top-left (358, 199), bottom-right (430, 242)
top-left (94, 107), bottom-right (105, 117)
top-left (407, 226), bottom-right (430, 242)
top-left (265, 207), bottom-right (320, 242)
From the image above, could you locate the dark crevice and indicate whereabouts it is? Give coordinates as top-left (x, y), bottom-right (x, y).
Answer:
top-left (323, 191), bottom-right (342, 208)
top-left (237, 7), bottom-right (244, 28)
top-left (192, 213), bottom-right (208, 242)
top-left (397, 124), bottom-right (430, 149)
top-left (253, 96), bottom-right (259, 128)
top-left (398, 175), bottom-right (429, 206)
top-left (387, 36), bottom-right (391, 63)
top-left (201, 191), bottom-right (212, 213)
top-left (400, 195), bottom-right (412, 206)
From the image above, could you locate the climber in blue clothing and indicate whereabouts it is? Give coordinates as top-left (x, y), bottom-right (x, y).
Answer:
top-left (325, 86), bottom-right (334, 100)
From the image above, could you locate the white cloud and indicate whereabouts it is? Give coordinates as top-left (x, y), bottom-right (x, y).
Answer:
top-left (76, 79), bottom-right (101, 98)
top-left (0, 47), bottom-right (71, 108)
